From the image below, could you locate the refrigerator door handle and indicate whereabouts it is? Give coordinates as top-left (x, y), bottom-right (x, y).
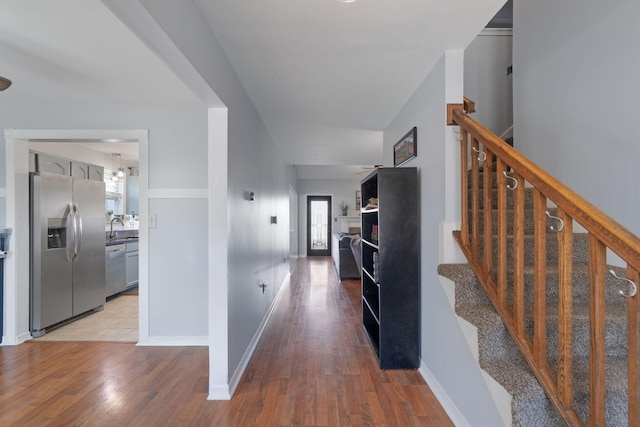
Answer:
top-left (74, 203), bottom-right (83, 260)
top-left (65, 203), bottom-right (74, 263)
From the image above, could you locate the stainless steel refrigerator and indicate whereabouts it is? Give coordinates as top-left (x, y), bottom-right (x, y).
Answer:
top-left (30, 172), bottom-right (106, 337)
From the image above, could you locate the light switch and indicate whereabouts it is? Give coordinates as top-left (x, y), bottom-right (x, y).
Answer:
top-left (149, 214), bottom-right (157, 228)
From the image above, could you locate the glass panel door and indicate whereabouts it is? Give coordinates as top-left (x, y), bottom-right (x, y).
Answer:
top-left (307, 196), bottom-right (331, 256)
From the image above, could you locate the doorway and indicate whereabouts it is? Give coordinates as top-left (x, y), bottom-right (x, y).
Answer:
top-left (3, 129), bottom-right (148, 346)
top-left (306, 196), bottom-right (331, 257)
top-left (28, 141), bottom-right (140, 342)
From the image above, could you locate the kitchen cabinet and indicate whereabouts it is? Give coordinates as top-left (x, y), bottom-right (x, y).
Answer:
top-left (125, 241), bottom-right (139, 288)
top-left (126, 175), bottom-right (139, 216)
top-left (34, 153), bottom-right (71, 176)
top-left (30, 151), bottom-right (104, 181)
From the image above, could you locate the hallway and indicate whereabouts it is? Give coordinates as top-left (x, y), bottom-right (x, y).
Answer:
top-left (0, 257), bottom-right (452, 426)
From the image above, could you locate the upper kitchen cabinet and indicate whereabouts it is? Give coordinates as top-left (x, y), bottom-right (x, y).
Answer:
top-left (71, 161), bottom-right (104, 182)
top-left (34, 153), bottom-right (71, 176)
top-left (126, 175), bottom-right (139, 216)
top-left (31, 152), bottom-right (103, 182)
top-left (72, 161), bottom-right (89, 179)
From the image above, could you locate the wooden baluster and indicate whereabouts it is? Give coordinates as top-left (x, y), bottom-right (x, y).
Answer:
top-left (496, 158), bottom-right (508, 309)
top-left (483, 149), bottom-right (494, 281)
top-left (513, 172), bottom-right (525, 337)
top-left (533, 190), bottom-right (547, 368)
top-left (628, 265), bottom-right (640, 427)
top-left (471, 138), bottom-right (480, 257)
top-left (588, 234), bottom-right (607, 427)
top-left (460, 129), bottom-right (469, 245)
top-left (557, 208), bottom-right (574, 409)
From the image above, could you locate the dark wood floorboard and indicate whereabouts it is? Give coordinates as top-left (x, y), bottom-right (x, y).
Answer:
top-left (0, 257), bottom-right (453, 426)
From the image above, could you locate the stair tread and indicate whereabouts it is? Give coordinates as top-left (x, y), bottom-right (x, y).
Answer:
top-left (483, 354), bottom-right (629, 397)
top-left (458, 302), bottom-right (628, 320)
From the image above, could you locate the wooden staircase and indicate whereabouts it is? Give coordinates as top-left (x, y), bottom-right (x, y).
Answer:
top-left (443, 105), bottom-right (640, 426)
top-left (439, 174), bottom-right (629, 425)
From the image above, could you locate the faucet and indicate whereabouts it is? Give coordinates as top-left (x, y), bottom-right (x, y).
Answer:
top-left (110, 216), bottom-right (122, 239)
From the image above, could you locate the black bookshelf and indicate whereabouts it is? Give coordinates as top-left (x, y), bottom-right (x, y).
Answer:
top-left (360, 167), bottom-right (419, 369)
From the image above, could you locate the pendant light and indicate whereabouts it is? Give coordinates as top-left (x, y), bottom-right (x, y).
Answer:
top-left (111, 153), bottom-right (122, 182)
top-left (116, 153), bottom-right (125, 178)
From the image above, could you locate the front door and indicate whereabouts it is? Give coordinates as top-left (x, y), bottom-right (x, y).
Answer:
top-left (307, 196), bottom-right (331, 256)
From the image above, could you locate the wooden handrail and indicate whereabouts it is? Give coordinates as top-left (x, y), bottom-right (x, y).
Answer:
top-left (463, 97), bottom-right (476, 113)
top-left (452, 108), bottom-right (640, 272)
top-left (450, 104), bottom-right (640, 426)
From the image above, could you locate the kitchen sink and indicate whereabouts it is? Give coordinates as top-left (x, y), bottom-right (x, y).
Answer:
top-left (105, 230), bottom-right (139, 245)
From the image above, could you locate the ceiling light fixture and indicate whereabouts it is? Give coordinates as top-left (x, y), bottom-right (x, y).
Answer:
top-left (0, 76), bottom-right (12, 91)
top-left (111, 153), bottom-right (124, 181)
top-left (336, 0), bottom-right (357, 3)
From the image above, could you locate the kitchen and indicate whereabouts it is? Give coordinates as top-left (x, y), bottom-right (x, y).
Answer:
top-left (28, 141), bottom-right (139, 341)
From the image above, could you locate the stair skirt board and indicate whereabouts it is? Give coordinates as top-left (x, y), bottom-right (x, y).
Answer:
top-left (439, 265), bottom-right (564, 426)
top-left (439, 274), bottom-right (513, 427)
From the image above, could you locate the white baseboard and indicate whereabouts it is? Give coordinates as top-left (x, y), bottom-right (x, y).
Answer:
top-left (137, 336), bottom-right (208, 346)
top-left (0, 331), bottom-right (33, 346)
top-left (419, 361), bottom-right (471, 427)
top-left (208, 385), bottom-right (231, 400)
top-left (16, 332), bottom-right (33, 344)
top-left (225, 272), bottom-right (292, 398)
top-left (17, 331), bottom-right (32, 344)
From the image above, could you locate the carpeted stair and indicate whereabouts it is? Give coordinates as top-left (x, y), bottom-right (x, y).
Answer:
top-left (439, 168), bottom-right (629, 426)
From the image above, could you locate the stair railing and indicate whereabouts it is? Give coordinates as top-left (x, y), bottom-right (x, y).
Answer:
top-left (449, 105), bottom-right (640, 427)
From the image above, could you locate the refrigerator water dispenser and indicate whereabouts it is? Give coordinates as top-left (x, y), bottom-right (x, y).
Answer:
top-left (47, 218), bottom-right (67, 249)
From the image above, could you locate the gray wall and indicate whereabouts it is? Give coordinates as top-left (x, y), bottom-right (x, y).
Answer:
top-left (464, 30), bottom-right (513, 136)
top-left (513, 0), bottom-right (640, 234)
top-left (138, 0), bottom-right (293, 386)
top-left (384, 54), bottom-right (505, 426)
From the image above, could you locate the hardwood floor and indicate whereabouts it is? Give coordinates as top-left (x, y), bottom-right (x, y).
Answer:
top-left (0, 257), bottom-right (453, 426)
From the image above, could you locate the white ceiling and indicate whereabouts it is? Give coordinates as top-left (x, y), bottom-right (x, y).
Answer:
top-left (192, 0), bottom-right (507, 168)
top-left (0, 0), bottom-right (198, 105)
top-left (0, 0), bottom-right (507, 178)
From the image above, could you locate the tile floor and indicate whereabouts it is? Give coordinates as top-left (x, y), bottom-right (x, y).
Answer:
top-left (34, 295), bottom-right (138, 342)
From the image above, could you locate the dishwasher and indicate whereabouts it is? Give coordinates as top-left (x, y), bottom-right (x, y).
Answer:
top-left (125, 241), bottom-right (139, 289)
top-left (105, 244), bottom-right (126, 298)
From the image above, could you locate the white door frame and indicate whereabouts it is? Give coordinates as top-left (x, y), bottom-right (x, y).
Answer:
top-left (2, 129), bottom-right (149, 345)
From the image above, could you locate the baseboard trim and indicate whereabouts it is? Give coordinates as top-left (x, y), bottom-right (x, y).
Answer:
top-left (0, 331), bottom-right (33, 346)
top-left (17, 331), bottom-right (33, 344)
top-left (208, 385), bottom-right (231, 400)
top-left (226, 272), bottom-right (292, 398)
top-left (137, 336), bottom-right (208, 346)
top-left (419, 361), bottom-right (472, 427)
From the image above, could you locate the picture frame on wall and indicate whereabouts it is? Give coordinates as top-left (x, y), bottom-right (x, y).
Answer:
top-left (355, 190), bottom-right (361, 211)
top-left (393, 127), bottom-right (417, 167)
